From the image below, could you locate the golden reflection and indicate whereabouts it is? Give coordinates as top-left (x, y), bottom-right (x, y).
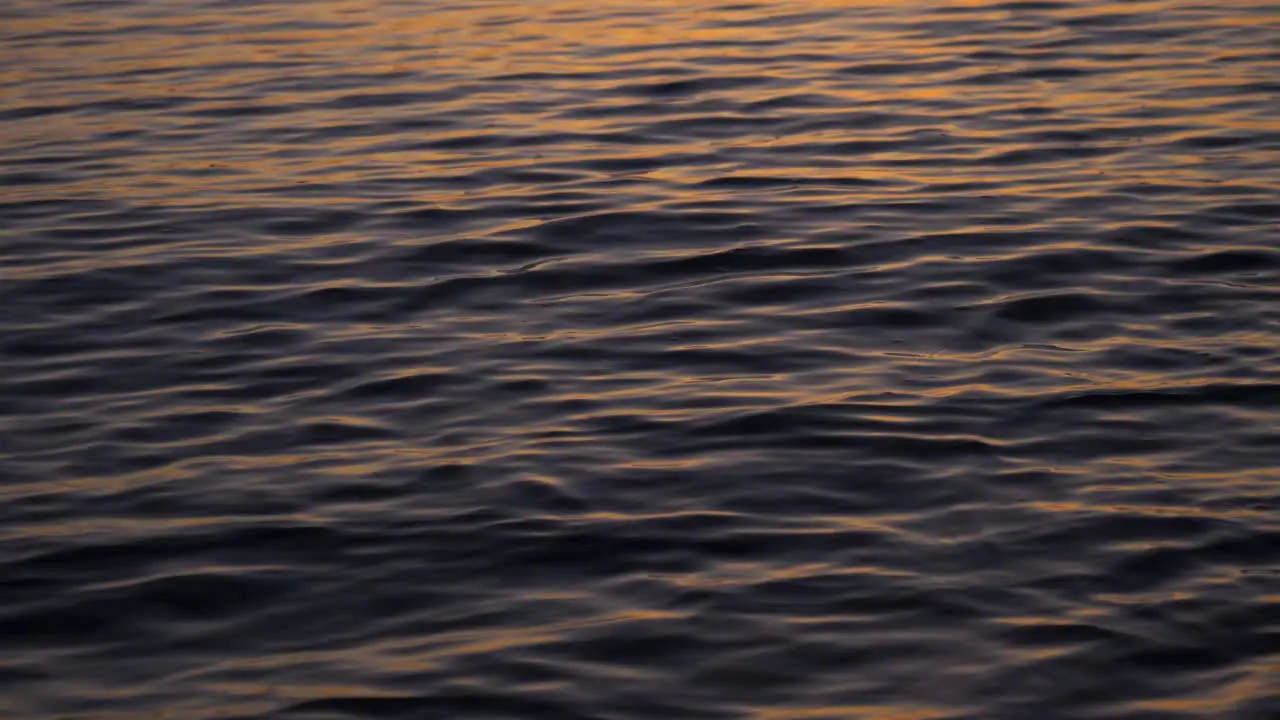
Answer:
top-left (3, 2), bottom-right (1276, 717)
top-left (1025, 500), bottom-right (1268, 520)
top-left (754, 706), bottom-right (958, 720)
top-left (2, 0), bottom-right (1273, 205)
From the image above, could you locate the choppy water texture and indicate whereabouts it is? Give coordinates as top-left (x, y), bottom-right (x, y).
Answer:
top-left (2, 0), bottom-right (1279, 718)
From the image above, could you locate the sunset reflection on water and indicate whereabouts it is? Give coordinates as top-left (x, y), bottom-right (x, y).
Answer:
top-left (1, 1), bottom-right (1278, 718)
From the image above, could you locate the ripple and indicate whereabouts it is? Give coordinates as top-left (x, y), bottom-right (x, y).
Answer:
top-left (2, 0), bottom-right (1278, 718)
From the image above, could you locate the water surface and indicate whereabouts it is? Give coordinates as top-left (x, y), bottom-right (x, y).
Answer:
top-left (2, 1), bottom-right (1278, 718)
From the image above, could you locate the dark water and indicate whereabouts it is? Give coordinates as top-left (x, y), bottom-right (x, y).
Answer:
top-left (2, 0), bottom-right (1278, 718)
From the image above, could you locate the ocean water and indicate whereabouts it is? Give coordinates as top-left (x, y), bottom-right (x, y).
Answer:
top-left (1, 0), bottom-right (1278, 718)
